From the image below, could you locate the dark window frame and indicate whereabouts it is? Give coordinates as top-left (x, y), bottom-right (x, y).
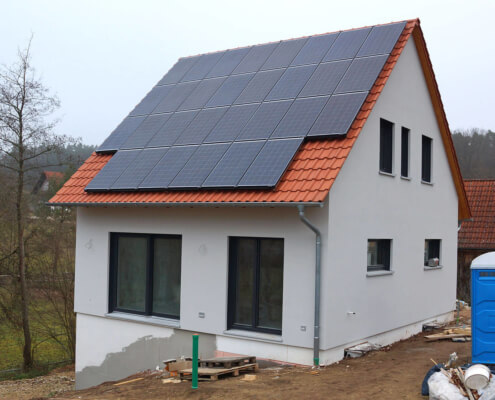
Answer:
top-left (367, 239), bottom-right (392, 272)
top-left (227, 236), bottom-right (284, 335)
top-left (424, 239), bottom-right (441, 267)
top-left (109, 232), bottom-right (182, 319)
top-left (379, 118), bottom-right (394, 174)
top-left (401, 127), bottom-right (410, 178)
top-left (422, 135), bottom-right (432, 182)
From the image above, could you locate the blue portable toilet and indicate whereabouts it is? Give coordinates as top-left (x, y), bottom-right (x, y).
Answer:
top-left (471, 252), bottom-right (495, 364)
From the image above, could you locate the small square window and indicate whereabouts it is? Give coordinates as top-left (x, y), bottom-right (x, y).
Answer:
top-left (367, 239), bottom-right (391, 272)
top-left (424, 239), bottom-right (441, 267)
top-left (379, 119), bottom-right (394, 174)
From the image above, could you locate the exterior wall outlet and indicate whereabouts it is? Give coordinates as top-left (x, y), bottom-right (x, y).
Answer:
top-left (198, 312), bottom-right (205, 318)
top-left (300, 325), bottom-right (306, 332)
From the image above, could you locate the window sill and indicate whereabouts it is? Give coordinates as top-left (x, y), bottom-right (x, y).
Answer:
top-left (400, 176), bottom-right (411, 181)
top-left (424, 265), bottom-right (443, 271)
top-left (379, 171), bottom-right (395, 178)
top-left (105, 312), bottom-right (180, 328)
top-left (366, 270), bottom-right (394, 277)
top-left (421, 180), bottom-right (434, 186)
top-left (223, 329), bottom-right (283, 343)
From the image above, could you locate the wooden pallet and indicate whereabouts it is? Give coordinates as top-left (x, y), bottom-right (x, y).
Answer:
top-left (179, 362), bottom-right (258, 381)
top-left (199, 356), bottom-right (257, 368)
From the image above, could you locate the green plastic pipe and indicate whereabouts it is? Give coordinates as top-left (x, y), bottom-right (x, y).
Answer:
top-left (192, 334), bottom-right (199, 389)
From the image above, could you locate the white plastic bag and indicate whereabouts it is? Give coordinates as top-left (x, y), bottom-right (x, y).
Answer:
top-left (428, 372), bottom-right (466, 400)
top-left (479, 377), bottom-right (495, 400)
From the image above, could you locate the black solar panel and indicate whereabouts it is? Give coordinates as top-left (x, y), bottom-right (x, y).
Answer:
top-left (232, 42), bottom-right (279, 74)
top-left (237, 100), bottom-right (292, 141)
top-left (271, 96), bottom-right (328, 139)
top-left (181, 52), bottom-right (226, 82)
top-left (178, 77), bottom-right (226, 111)
top-left (86, 150), bottom-right (141, 190)
top-left (157, 56), bottom-right (200, 85)
top-left (174, 107), bottom-right (228, 145)
top-left (153, 81), bottom-right (199, 114)
top-left (111, 148), bottom-right (169, 190)
top-left (308, 92), bottom-right (368, 137)
top-left (323, 28), bottom-right (371, 62)
top-left (139, 145), bottom-right (197, 189)
top-left (299, 60), bottom-right (351, 97)
top-left (291, 33), bottom-right (339, 66)
top-left (121, 113), bottom-right (172, 149)
top-left (203, 141), bottom-right (265, 187)
top-left (265, 65), bottom-right (316, 101)
top-left (146, 111), bottom-right (198, 147)
top-left (335, 55), bottom-right (388, 94)
top-left (129, 85), bottom-right (174, 117)
top-left (169, 143), bottom-right (230, 188)
top-left (261, 38), bottom-right (308, 70)
top-left (238, 138), bottom-right (303, 187)
top-left (357, 22), bottom-right (406, 57)
top-left (234, 69), bottom-right (284, 105)
top-left (97, 116), bottom-right (146, 152)
top-left (206, 47), bottom-right (251, 78)
top-left (206, 73), bottom-right (255, 107)
top-left (204, 103), bottom-right (259, 143)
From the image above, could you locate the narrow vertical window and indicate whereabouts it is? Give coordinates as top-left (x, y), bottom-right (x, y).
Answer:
top-left (401, 127), bottom-right (410, 178)
top-left (422, 135), bottom-right (432, 182)
top-left (379, 119), bottom-right (394, 174)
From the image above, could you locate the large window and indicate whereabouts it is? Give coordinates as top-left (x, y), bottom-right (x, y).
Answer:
top-left (109, 233), bottom-right (181, 319)
top-left (228, 237), bottom-right (284, 335)
top-left (401, 127), bottom-right (410, 178)
top-left (367, 239), bottom-right (392, 272)
top-left (422, 135), bottom-right (432, 182)
top-left (424, 239), bottom-right (441, 267)
top-left (379, 119), bottom-right (394, 174)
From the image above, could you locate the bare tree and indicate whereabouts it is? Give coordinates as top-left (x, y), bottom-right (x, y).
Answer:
top-left (0, 38), bottom-right (75, 370)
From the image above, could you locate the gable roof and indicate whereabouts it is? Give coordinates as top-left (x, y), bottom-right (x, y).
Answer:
top-left (459, 180), bottom-right (495, 249)
top-left (49, 19), bottom-right (470, 220)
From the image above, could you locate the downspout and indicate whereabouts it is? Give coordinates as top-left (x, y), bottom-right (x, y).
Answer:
top-left (297, 205), bottom-right (321, 367)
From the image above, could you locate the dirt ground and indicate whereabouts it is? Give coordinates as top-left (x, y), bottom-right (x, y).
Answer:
top-left (0, 314), bottom-right (472, 400)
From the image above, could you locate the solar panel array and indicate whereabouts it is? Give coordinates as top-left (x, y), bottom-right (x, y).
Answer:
top-left (89, 22), bottom-right (406, 191)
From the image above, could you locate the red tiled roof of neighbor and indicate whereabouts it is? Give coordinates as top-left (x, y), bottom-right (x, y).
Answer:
top-left (459, 180), bottom-right (495, 249)
top-left (48, 20), bottom-right (470, 219)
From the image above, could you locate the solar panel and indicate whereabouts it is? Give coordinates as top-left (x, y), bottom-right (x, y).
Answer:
top-left (238, 138), bottom-right (303, 187)
top-left (299, 60), bottom-right (351, 97)
top-left (121, 113), bottom-right (172, 149)
top-left (357, 22), bottom-right (406, 57)
top-left (237, 100), bottom-right (292, 141)
top-left (203, 141), bottom-right (265, 187)
top-left (129, 85), bottom-right (174, 116)
top-left (86, 150), bottom-right (141, 190)
top-left (169, 143), bottom-right (230, 188)
top-left (178, 77), bottom-right (226, 111)
top-left (206, 73), bottom-right (255, 107)
top-left (97, 116), bottom-right (146, 152)
top-left (234, 69), bottom-right (284, 105)
top-left (261, 38), bottom-right (308, 70)
top-left (157, 56), bottom-right (200, 85)
top-left (232, 42), bottom-right (279, 74)
top-left (291, 33), bottom-right (339, 66)
top-left (308, 92), bottom-right (368, 137)
top-left (271, 96), bottom-right (328, 139)
top-left (111, 148), bottom-right (169, 190)
top-left (146, 111), bottom-right (198, 147)
top-left (153, 81), bottom-right (199, 114)
top-left (206, 47), bottom-right (251, 78)
top-left (335, 55), bottom-right (388, 94)
top-left (174, 107), bottom-right (228, 145)
top-left (204, 103), bottom-right (259, 143)
top-left (181, 52), bottom-right (226, 82)
top-left (323, 28), bottom-right (371, 62)
top-left (265, 65), bottom-right (316, 101)
top-left (139, 145), bottom-right (198, 189)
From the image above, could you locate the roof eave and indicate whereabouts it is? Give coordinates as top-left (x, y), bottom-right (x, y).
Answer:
top-left (47, 201), bottom-right (324, 208)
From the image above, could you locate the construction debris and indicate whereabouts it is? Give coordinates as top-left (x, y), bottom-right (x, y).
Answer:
top-left (344, 342), bottom-right (381, 358)
top-left (424, 326), bottom-right (471, 342)
top-left (240, 374), bottom-right (257, 382)
top-left (162, 378), bottom-right (181, 384)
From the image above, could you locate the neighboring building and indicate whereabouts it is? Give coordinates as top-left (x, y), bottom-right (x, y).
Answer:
top-left (50, 19), bottom-right (470, 389)
top-left (458, 180), bottom-right (495, 302)
top-left (32, 171), bottom-right (64, 194)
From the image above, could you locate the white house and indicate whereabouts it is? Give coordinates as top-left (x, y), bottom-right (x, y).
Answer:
top-left (50, 19), bottom-right (470, 389)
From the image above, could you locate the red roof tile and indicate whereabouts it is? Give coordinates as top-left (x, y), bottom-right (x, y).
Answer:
top-left (459, 180), bottom-right (495, 249)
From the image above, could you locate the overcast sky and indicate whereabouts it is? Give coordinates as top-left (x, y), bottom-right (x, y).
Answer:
top-left (1, 0), bottom-right (494, 145)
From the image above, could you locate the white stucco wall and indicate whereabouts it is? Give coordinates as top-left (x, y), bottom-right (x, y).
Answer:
top-left (320, 37), bottom-right (458, 355)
